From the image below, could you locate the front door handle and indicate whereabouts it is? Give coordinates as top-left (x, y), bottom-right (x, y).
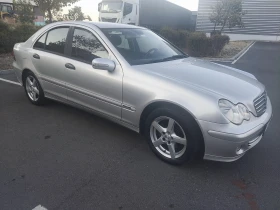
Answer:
top-left (33, 54), bottom-right (40, 59)
top-left (65, 63), bottom-right (76, 70)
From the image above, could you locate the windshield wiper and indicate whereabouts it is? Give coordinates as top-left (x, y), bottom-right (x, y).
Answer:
top-left (161, 55), bottom-right (187, 62)
top-left (131, 55), bottom-right (188, 65)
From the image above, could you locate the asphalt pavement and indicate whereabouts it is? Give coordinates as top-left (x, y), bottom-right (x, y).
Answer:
top-left (0, 41), bottom-right (280, 210)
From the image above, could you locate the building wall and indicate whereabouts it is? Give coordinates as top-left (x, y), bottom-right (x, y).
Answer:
top-left (196, 0), bottom-right (280, 37)
top-left (33, 7), bottom-right (45, 26)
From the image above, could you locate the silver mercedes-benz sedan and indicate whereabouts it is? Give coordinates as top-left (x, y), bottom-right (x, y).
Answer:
top-left (13, 22), bottom-right (272, 165)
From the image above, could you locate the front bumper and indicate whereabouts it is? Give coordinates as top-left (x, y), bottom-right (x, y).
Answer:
top-left (199, 97), bottom-right (272, 162)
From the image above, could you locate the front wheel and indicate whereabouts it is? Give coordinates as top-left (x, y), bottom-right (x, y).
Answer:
top-left (144, 107), bottom-right (199, 165)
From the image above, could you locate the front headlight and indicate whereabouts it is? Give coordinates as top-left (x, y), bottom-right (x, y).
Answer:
top-left (219, 99), bottom-right (251, 125)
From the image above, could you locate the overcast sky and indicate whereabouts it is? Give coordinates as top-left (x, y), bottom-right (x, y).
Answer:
top-left (65, 0), bottom-right (199, 21)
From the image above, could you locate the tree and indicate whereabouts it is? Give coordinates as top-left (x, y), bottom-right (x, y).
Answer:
top-left (52, 9), bottom-right (64, 22)
top-left (209, 1), bottom-right (223, 32)
top-left (13, 0), bottom-right (35, 24)
top-left (209, 0), bottom-right (246, 33)
top-left (33, 0), bottom-right (80, 23)
top-left (86, 15), bottom-right (92, 21)
top-left (68, 6), bottom-right (84, 21)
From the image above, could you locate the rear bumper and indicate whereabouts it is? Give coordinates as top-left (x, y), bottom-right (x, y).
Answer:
top-left (13, 61), bottom-right (23, 85)
top-left (199, 97), bottom-right (272, 162)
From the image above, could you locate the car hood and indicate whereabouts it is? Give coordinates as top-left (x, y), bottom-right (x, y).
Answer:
top-left (134, 57), bottom-right (265, 103)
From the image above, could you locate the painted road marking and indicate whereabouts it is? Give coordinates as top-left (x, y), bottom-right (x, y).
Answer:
top-left (0, 77), bottom-right (21, 86)
top-left (232, 41), bottom-right (256, 64)
top-left (0, 69), bottom-right (14, 73)
top-left (32, 205), bottom-right (48, 210)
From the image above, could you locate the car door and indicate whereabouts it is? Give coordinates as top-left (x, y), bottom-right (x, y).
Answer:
top-left (31, 26), bottom-right (70, 100)
top-left (63, 26), bottom-right (123, 120)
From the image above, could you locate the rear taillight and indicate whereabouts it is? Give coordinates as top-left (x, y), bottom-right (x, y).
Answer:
top-left (12, 51), bottom-right (16, 61)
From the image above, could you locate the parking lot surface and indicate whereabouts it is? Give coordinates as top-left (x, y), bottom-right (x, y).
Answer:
top-left (0, 42), bottom-right (280, 210)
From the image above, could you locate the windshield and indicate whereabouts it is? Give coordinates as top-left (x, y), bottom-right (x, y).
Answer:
top-left (101, 2), bottom-right (123, 13)
top-left (102, 29), bottom-right (188, 65)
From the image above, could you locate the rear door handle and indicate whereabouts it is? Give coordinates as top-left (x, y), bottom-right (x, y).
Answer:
top-left (33, 54), bottom-right (40, 59)
top-left (65, 63), bottom-right (76, 70)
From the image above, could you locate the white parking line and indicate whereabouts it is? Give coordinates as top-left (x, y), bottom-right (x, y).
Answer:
top-left (231, 41), bottom-right (256, 64)
top-left (0, 69), bottom-right (14, 72)
top-left (0, 78), bottom-right (21, 86)
top-left (32, 205), bottom-right (48, 210)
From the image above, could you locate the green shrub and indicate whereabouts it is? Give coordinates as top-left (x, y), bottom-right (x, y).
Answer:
top-left (0, 21), bottom-right (40, 53)
top-left (211, 35), bottom-right (230, 55)
top-left (159, 27), bottom-right (229, 57)
top-left (176, 30), bottom-right (190, 47)
top-left (187, 33), bottom-right (230, 57)
top-left (0, 21), bottom-right (11, 52)
top-left (189, 31), bottom-right (207, 38)
top-left (0, 20), bottom-right (10, 32)
top-left (159, 27), bottom-right (189, 48)
top-left (210, 30), bottom-right (221, 36)
top-left (187, 34), bottom-right (212, 57)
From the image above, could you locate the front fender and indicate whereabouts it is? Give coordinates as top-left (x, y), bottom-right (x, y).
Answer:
top-left (122, 67), bottom-right (229, 128)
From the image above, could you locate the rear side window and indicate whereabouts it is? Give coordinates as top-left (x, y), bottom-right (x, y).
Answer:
top-left (71, 28), bottom-right (109, 63)
top-left (45, 27), bottom-right (69, 55)
top-left (34, 33), bottom-right (47, 49)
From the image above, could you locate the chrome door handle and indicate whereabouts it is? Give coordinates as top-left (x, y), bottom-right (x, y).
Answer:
top-left (65, 63), bottom-right (76, 70)
top-left (33, 54), bottom-right (40, 59)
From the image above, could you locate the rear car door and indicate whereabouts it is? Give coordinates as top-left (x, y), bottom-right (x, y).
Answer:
top-left (63, 26), bottom-right (123, 120)
top-left (31, 26), bottom-right (70, 100)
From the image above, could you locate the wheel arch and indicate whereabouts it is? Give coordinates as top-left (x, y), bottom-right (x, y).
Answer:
top-left (139, 100), bottom-right (205, 159)
top-left (22, 68), bottom-right (33, 81)
top-left (22, 69), bottom-right (44, 90)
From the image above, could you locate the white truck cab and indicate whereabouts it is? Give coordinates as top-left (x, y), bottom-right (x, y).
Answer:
top-left (98, 0), bottom-right (139, 25)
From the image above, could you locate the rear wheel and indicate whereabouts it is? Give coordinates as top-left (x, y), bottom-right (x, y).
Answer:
top-left (23, 72), bottom-right (45, 105)
top-left (144, 107), bottom-right (200, 165)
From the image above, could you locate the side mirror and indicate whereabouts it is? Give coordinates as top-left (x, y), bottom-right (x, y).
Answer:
top-left (98, 2), bottom-right (102, 12)
top-left (92, 58), bottom-right (116, 72)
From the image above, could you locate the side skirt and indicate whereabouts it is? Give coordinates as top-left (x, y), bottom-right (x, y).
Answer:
top-left (44, 92), bottom-right (140, 133)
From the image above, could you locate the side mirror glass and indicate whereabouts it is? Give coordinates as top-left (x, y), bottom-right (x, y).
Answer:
top-left (98, 3), bottom-right (102, 12)
top-left (92, 58), bottom-right (116, 72)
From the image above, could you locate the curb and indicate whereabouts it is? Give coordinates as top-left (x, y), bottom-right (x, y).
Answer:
top-left (231, 41), bottom-right (255, 61)
top-left (200, 41), bottom-right (255, 63)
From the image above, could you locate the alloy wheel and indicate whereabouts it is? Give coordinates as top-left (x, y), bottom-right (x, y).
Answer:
top-left (25, 75), bottom-right (40, 102)
top-left (150, 116), bottom-right (187, 159)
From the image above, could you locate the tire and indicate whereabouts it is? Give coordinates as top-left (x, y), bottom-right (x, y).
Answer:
top-left (144, 107), bottom-right (201, 165)
top-left (23, 71), bottom-right (45, 105)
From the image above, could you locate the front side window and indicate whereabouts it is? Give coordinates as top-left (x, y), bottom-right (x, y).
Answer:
top-left (102, 29), bottom-right (187, 65)
top-left (71, 28), bottom-right (109, 63)
top-left (45, 27), bottom-right (69, 55)
top-left (101, 2), bottom-right (123, 13)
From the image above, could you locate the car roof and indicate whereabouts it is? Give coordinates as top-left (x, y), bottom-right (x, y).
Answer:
top-left (50, 21), bottom-right (146, 29)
